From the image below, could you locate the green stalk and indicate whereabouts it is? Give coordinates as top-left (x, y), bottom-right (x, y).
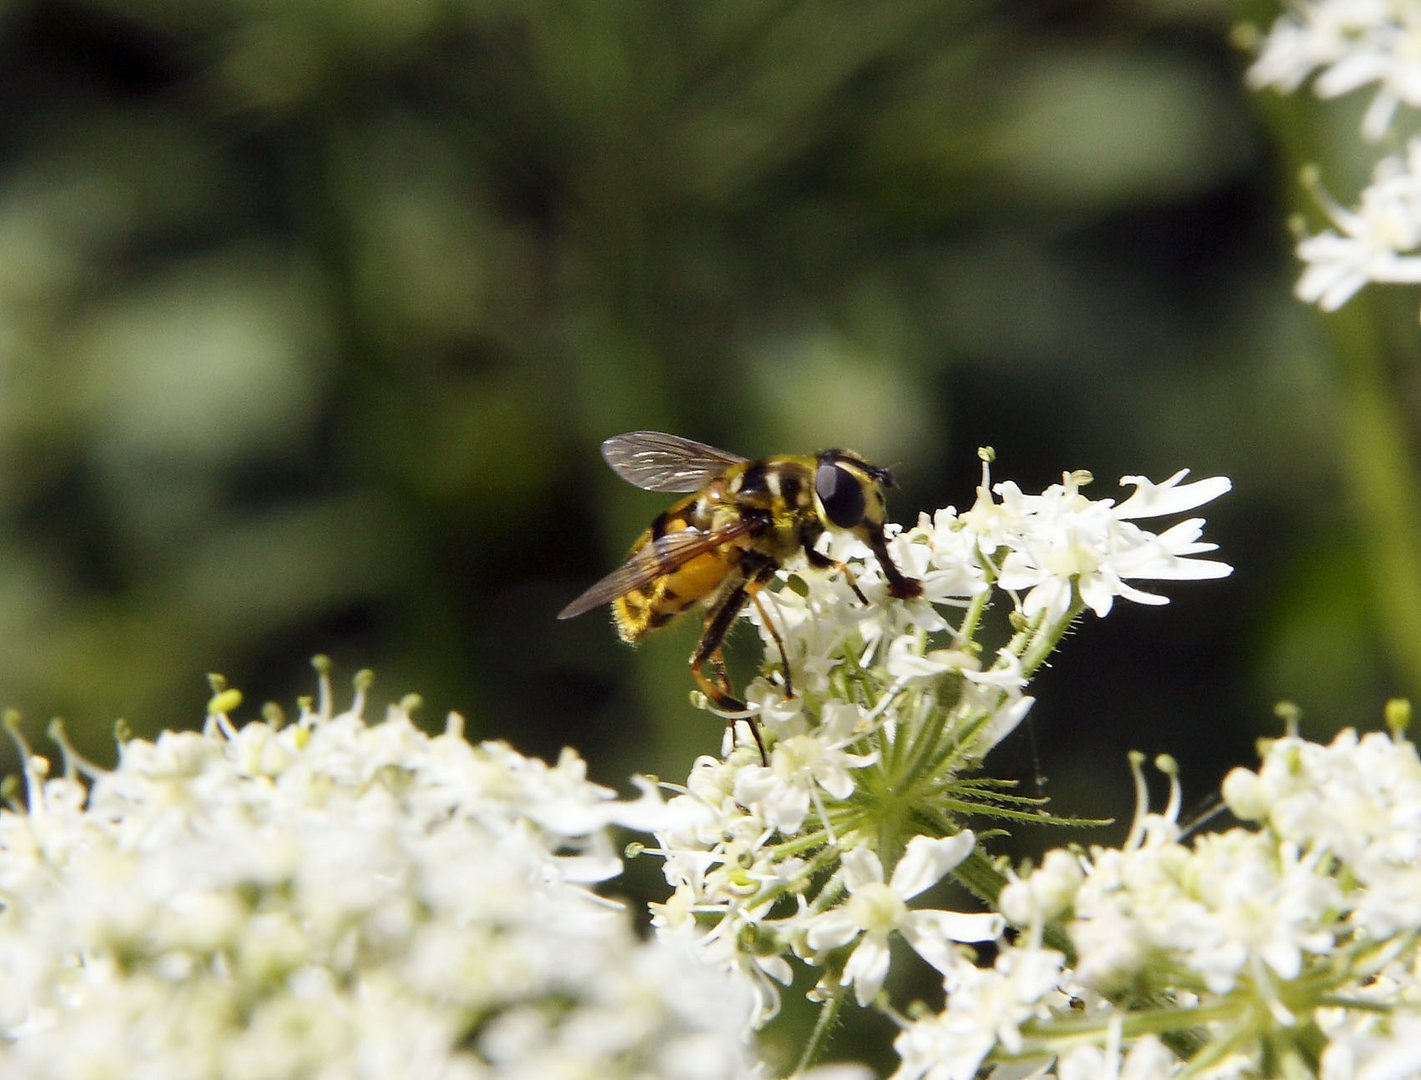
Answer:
top-left (1251, 83), bottom-right (1421, 702)
top-left (1325, 298), bottom-right (1421, 699)
top-left (792, 991), bottom-right (844, 1076)
top-left (1021, 598), bottom-right (1083, 678)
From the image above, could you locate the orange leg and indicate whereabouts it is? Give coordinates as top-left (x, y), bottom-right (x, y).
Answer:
top-left (689, 575), bottom-right (775, 764)
top-left (805, 547), bottom-right (869, 604)
top-left (691, 645), bottom-right (769, 765)
top-left (746, 582), bottom-right (794, 699)
top-left (710, 649), bottom-right (733, 697)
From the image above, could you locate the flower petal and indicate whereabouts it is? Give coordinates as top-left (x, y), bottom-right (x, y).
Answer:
top-left (841, 845), bottom-right (886, 890)
top-left (890, 833), bottom-right (975, 901)
top-left (805, 909), bottom-right (862, 952)
top-left (844, 935), bottom-right (892, 1006)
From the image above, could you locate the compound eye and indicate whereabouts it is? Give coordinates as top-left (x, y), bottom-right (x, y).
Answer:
top-left (816, 463), bottom-right (866, 528)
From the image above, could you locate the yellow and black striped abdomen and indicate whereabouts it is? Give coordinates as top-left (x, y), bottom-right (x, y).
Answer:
top-left (611, 499), bottom-right (748, 644)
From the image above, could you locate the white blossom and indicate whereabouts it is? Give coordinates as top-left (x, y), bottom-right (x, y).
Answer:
top-left (1294, 141), bottom-right (1421, 312)
top-left (0, 672), bottom-right (761, 1078)
top-left (989, 469), bottom-right (1233, 621)
top-left (1246, 2), bottom-right (1421, 312)
top-left (803, 834), bottom-right (1002, 1005)
top-left (1248, 0), bottom-right (1421, 141)
top-left (639, 457), bottom-right (1230, 1064)
top-left (933, 719), bottom-right (1421, 1075)
top-left (1321, 1009), bottom-right (1421, 1080)
top-left (732, 699), bottom-right (877, 834)
top-left (889, 946), bottom-right (1067, 1080)
top-left (999, 848), bottom-right (1085, 927)
top-left (1225, 726), bottom-right (1421, 939)
top-left (1057, 1034), bottom-right (1180, 1080)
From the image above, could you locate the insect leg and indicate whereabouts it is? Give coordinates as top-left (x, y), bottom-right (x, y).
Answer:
top-left (804, 547), bottom-right (869, 604)
top-left (709, 649), bottom-right (737, 703)
top-left (689, 583), bottom-right (769, 764)
top-left (866, 528), bottom-right (923, 600)
top-left (690, 583), bottom-right (750, 712)
top-left (745, 579), bottom-right (794, 699)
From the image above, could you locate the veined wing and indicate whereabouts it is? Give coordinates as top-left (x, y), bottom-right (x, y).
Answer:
top-left (557, 522), bottom-right (753, 619)
top-left (601, 431), bottom-right (748, 492)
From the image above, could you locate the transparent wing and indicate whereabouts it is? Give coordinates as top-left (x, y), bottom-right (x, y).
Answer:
top-left (557, 522), bottom-right (752, 619)
top-left (601, 431), bottom-right (748, 492)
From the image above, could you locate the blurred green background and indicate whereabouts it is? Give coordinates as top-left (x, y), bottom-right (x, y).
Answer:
top-left (0, 0), bottom-right (1412, 834)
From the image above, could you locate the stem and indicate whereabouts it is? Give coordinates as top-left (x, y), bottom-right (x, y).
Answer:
top-left (1253, 87), bottom-right (1421, 702)
top-left (1326, 298), bottom-right (1421, 698)
top-left (954, 847), bottom-right (1008, 906)
top-left (1021, 599), bottom-right (1083, 678)
top-left (793, 991), bottom-right (844, 1076)
top-left (956, 579), bottom-right (995, 646)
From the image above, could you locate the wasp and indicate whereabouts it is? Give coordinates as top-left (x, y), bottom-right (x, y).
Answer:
top-left (558, 432), bottom-right (923, 754)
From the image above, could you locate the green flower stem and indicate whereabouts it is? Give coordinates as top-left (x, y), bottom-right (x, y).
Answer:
top-left (1021, 598), bottom-right (1084, 678)
top-left (1015, 993), bottom-right (1254, 1053)
top-left (954, 847), bottom-right (1009, 906)
top-left (1253, 86), bottom-right (1421, 703)
top-left (1326, 297), bottom-right (1421, 699)
top-left (955, 575), bottom-right (996, 647)
top-left (793, 990), bottom-right (845, 1077)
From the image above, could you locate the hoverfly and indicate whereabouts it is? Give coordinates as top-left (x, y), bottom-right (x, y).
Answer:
top-left (558, 432), bottom-right (923, 755)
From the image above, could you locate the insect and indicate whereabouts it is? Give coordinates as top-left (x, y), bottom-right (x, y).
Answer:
top-left (558, 431), bottom-right (923, 754)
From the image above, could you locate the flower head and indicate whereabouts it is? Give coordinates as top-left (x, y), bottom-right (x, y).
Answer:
top-left (0, 668), bottom-right (760, 1078)
top-left (939, 718), bottom-right (1421, 1075)
top-left (638, 457), bottom-right (1230, 1060)
top-left (1246, 2), bottom-right (1421, 312)
top-left (1248, 0), bottom-right (1421, 142)
top-left (803, 834), bottom-right (1002, 1005)
top-left (988, 467), bottom-right (1233, 620)
top-left (1294, 141), bottom-right (1421, 313)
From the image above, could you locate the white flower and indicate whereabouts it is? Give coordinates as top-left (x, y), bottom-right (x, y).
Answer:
top-left (1248, 0), bottom-right (1421, 141)
top-left (732, 700), bottom-right (876, 834)
top-left (889, 945), bottom-right (1066, 1080)
top-left (1293, 140), bottom-right (1421, 312)
top-left (0, 672), bottom-right (762, 1078)
top-left (804, 834), bottom-right (1002, 1005)
top-left (1182, 831), bottom-right (1341, 994)
top-left (1246, 0), bottom-right (1421, 311)
top-left (999, 848), bottom-right (1085, 927)
top-left (1321, 1008), bottom-right (1421, 1080)
top-left (1061, 820), bottom-right (1342, 1001)
top-left (898, 508), bottom-right (992, 607)
top-left (1223, 727), bottom-right (1421, 940)
top-left (1058, 1033), bottom-right (1180, 1080)
top-left (988, 469), bottom-right (1233, 621)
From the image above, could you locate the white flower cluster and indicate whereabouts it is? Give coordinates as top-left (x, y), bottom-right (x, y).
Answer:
top-left (903, 719), bottom-right (1421, 1078)
top-left (0, 667), bottom-right (759, 1079)
top-left (1248, 0), bottom-right (1421, 141)
top-left (646, 457), bottom-right (1232, 1053)
top-left (1247, 1), bottom-right (1421, 313)
top-left (0, 459), bottom-right (1236, 1077)
top-left (1294, 139), bottom-right (1421, 312)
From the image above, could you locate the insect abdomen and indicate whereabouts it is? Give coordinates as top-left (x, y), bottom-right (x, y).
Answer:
top-left (611, 507), bottom-right (741, 644)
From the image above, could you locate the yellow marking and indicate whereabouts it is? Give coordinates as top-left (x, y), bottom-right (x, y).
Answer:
top-left (613, 549), bottom-right (735, 643)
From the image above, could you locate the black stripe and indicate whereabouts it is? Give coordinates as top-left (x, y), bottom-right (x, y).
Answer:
top-left (737, 463), bottom-right (769, 495)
